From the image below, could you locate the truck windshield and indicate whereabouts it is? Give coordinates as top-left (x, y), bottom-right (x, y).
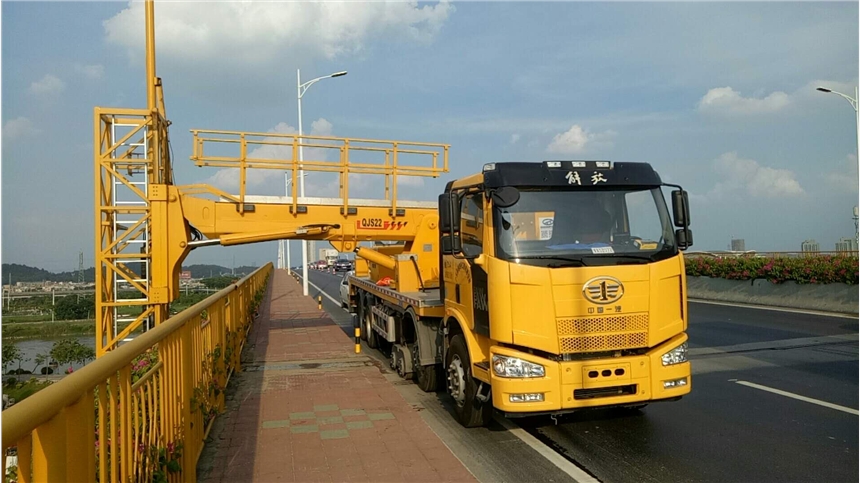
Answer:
top-left (493, 188), bottom-right (677, 267)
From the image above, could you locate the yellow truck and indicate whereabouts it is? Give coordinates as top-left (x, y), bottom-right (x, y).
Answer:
top-left (350, 160), bottom-right (693, 427)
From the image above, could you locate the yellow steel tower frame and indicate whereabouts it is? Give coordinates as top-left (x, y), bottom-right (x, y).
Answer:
top-left (94, 0), bottom-right (175, 355)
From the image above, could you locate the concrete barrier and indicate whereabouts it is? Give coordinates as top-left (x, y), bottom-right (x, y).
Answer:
top-left (686, 276), bottom-right (859, 315)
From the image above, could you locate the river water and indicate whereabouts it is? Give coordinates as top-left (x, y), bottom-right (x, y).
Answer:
top-left (5, 336), bottom-right (96, 375)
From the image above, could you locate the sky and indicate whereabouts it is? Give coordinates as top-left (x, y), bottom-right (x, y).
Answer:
top-left (1, 1), bottom-right (858, 272)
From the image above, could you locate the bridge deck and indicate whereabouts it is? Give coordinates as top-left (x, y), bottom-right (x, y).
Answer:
top-left (197, 270), bottom-right (475, 482)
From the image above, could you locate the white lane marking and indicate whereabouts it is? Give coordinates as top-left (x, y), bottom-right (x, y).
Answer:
top-left (689, 299), bottom-right (858, 319)
top-left (291, 271), bottom-right (341, 306)
top-left (493, 416), bottom-right (601, 483)
top-left (733, 380), bottom-right (859, 416)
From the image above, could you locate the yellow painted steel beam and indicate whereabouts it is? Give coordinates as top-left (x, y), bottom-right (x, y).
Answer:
top-left (180, 194), bottom-right (436, 252)
top-left (355, 247), bottom-right (396, 270)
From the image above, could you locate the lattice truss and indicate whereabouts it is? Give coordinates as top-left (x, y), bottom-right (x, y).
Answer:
top-left (95, 108), bottom-right (172, 356)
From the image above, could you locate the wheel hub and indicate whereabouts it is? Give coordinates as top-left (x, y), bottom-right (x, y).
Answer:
top-left (447, 354), bottom-right (466, 407)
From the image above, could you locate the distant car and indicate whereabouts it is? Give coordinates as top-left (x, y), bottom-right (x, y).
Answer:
top-left (339, 272), bottom-right (354, 310)
top-left (334, 259), bottom-right (352, 272)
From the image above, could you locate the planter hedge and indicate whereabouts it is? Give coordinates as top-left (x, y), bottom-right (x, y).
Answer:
top-left (685, 255), bottom-right (859, 285)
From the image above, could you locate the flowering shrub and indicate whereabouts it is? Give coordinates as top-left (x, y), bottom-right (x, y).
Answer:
top-left (130, 349), bottom-right (159, 384)
top-left (191, 345), bottom-right (224, 429)
top-left (686, 255), bottom-right (859, 285)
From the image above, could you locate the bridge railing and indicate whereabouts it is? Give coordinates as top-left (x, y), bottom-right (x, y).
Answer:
top-left (2, 263), bottom-right (272, 482)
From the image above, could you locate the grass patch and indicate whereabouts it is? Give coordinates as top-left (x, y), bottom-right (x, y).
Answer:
top-left (2, 314), bottom-right (52, 323)
top-left (2, 320), bottom-right (95, 340)
top-left (2, 378), bottom-right (53, 403)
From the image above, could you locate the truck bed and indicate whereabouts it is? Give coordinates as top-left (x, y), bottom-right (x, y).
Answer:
top-left (349, 275), bottom-right (443, 314)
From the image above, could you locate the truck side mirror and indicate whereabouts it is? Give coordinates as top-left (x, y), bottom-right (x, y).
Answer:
top-left (438, 193), bottom-right (461, 233)
top-left (672, 190), bottom-right (690, 228)
top-left (438, 192), bottom-right (462, 255)
top-left (675, 228), bottom-right (693, 250)
top-left (491, 186), bottom-right (519, 208)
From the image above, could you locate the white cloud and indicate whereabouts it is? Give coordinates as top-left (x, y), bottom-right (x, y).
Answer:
top-left (822, 154), bottom-right (859, 194)
top-left (104, 2), bottom-right (453, 65)
top-left (697, 87), bottom-right (789, 115)
top-left (3, 117), bottom-right (39, 141)
top-left (74, 64), bottom-right (105, 80)
top-left (708, 152), bottom-right (805, 199)
top-left (546, 124), bottom-right (615, 154)
top-left (310, 119), bottom-right (333, 137)
top-left (510, 133), bottom-right (520, 144)
top-left (28, 74), bottom-right (65, 97)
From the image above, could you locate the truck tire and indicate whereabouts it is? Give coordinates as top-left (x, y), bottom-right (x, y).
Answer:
top-left (363, 295), bottom-right (378, 349)
top-left (412, 340), bottom-right (439, 393)
top-left (446, 335), bottom-right (491, 428)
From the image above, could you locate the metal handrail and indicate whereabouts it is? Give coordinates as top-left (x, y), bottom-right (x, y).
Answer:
top-left (2, 263), bottom-right (272, 481)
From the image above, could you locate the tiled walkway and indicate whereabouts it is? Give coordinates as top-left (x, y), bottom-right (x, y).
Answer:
top-left (197, 270), bottom-right (477, 483)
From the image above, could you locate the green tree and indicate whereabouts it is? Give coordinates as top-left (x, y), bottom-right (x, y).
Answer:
top-left (55, 295), bottom-right (94, 320)
top-left (2, 343), bottom-right (21, 373)
top-left (50, 339), bottom-right (95, 367)
top-left (32, 352), bottom-right (50, 374)
top-left (201, 276), bottom-right (234, 290)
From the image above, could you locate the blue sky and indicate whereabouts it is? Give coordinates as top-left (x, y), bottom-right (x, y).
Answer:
top-left (2, 1), bottom-right (858, 272)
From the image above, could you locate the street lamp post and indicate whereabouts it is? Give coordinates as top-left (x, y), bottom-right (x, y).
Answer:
top-left (297, 69), bottom-right (347, 296)
top-left (817, 85), bottom-right (860, 246)
top-left (278, 174), bottom-right (306, 272)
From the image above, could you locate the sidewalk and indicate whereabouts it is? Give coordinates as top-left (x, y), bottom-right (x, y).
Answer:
top-left (198, 270), bottom-right (477, 483)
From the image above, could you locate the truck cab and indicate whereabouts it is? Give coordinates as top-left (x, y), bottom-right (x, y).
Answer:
top-left (438, 161), bottom-right (693, 425)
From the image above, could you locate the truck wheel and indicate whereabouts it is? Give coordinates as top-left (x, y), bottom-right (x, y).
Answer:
top-left (446, 335), bottom-right (491, 428)
top-left (412, 339), bottom-right (439, 393)
top-left (363, 295), bottom-right (378, 349)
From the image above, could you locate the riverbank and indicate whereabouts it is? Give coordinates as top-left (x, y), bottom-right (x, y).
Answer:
top-left (1, 319), bottom-right (96, 340)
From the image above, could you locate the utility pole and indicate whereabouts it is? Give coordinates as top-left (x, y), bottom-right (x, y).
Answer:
top-left (78, 250), bottom-right (85, 284)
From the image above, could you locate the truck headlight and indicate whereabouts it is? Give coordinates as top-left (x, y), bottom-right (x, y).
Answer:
top-left (492, 355), bottom-right (545, 378)
top-left (661, 342), bottom-right (688, 366)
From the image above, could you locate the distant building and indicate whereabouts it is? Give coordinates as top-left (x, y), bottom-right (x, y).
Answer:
top-left (801, 239), bottom-right (820, 254)
top-left (731, 238), bottom-right (746, 252)
top-left (835, 237), bottom-right (858, 253)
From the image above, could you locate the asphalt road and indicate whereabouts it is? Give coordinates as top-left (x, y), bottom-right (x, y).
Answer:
top-left (300, 268), bottom-right (859, 483)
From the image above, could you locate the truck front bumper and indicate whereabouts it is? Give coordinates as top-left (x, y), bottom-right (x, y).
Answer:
top-left (489, 333), bottom-right (690, 415)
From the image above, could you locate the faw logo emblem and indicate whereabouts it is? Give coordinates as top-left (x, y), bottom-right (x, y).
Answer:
top-left (582, 276), bottom-right (624, 305)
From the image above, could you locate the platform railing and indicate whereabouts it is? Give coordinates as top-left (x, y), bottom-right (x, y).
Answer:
top-left (1, 263), bottom-right (272, 482)
top-left (188, 130), bottom-right (450, 216)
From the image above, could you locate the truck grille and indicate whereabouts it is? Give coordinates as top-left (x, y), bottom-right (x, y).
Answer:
top-left (574, 384), bottom-right (637, 400)
top-left (557, 314), bottom-right (648, 353)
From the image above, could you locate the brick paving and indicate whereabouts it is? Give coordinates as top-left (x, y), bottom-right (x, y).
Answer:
top-left (197, 270), bottom-right (477, 483)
